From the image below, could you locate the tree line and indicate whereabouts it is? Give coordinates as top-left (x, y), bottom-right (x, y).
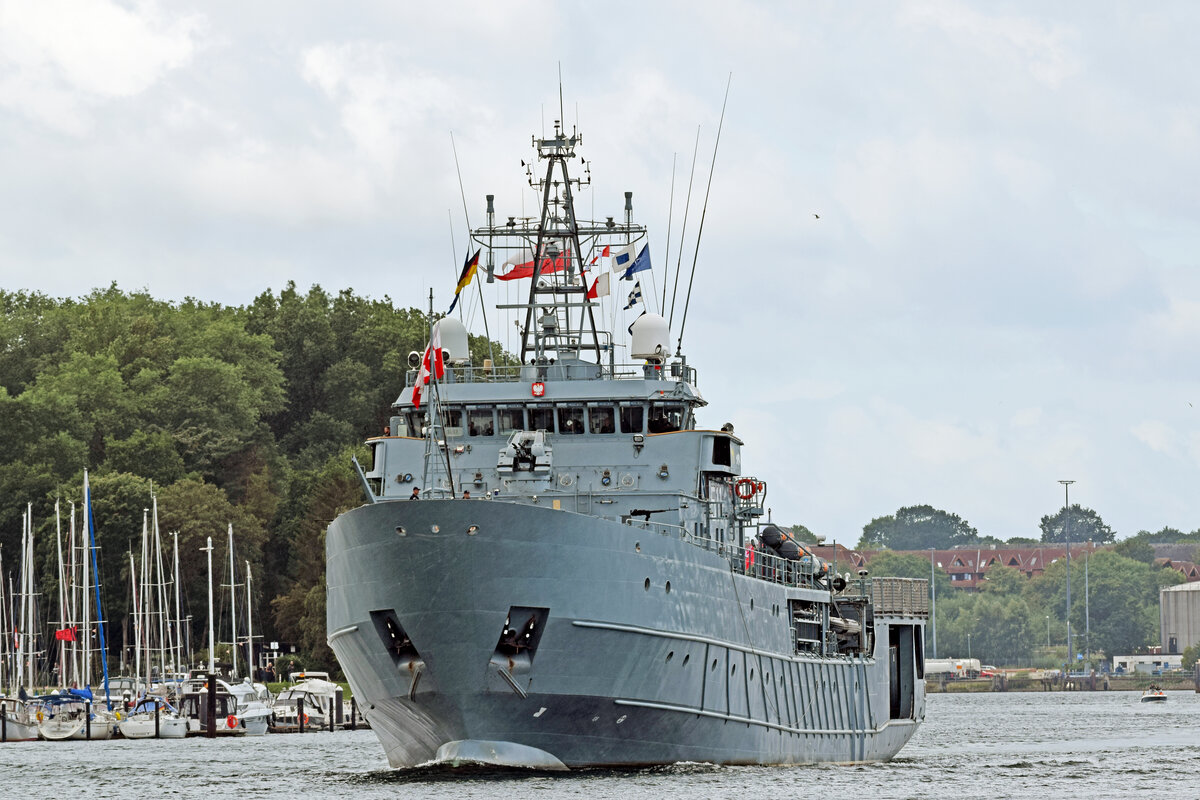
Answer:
top-left (0, 284), bottom-right (498, 676)
top-left (785, 503), bottom-right (1199, 667)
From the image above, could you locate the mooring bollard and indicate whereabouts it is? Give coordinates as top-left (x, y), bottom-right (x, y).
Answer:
top-left (155, 700), bottom-right (161, 738)
top-left (2, 707), bottom-right (7, 742)
top-left (297, 697), bottom-right (305, 733)
top-left (328, 697), bottom-right (334, 732)
top-left (350, 697), bottom-right (357, 731)
top-left (335, 687), bottom-right (344, 728)
top-left (85, 701), bottom-right (92, 740)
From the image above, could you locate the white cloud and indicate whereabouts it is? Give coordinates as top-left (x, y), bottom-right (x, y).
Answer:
top-left (1131, 420), bottom-right (1176, 457)
top-left (0, 0), bottom-right (204, 134)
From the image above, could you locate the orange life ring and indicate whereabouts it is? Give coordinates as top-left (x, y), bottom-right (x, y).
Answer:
top-left (302, 713), bottom-right (310, 725)
top-left (735, 479), bottom-right (756, 499)
top-left (226, 714), bottom-right (238, 729)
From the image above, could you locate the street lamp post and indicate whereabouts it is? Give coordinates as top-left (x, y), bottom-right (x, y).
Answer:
top-left (1059, 480), bottom-right (1075, 667)
top-left (930, 547), bottom-right (938, 660)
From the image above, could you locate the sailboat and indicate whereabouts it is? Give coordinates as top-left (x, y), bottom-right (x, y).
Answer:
top-left (118, 499), bottom-right (188, 738)
top-left (44, 470), bottom-right (118, 740)
top-left (0, 514), bottom-right (39, 742)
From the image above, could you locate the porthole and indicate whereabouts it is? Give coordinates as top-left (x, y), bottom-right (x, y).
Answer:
top-left (732, 664), bottom-right (737, 675)
top-left (750, 598), bottom-right (754, 610)
top-left (635, 542), bottom-right (641, 552)
top-left (749, 669), bottom-right (755, 681)
top-left (665, 581), bottom-right (671, 594)
top-left (666, 651), bottom-right (674, 663)
top-left (683, 654), bottom-right (690, 666)
top-left (711, 659), bottom-right (718, 671)
top-left (644, 578), bottom-right (650, 591)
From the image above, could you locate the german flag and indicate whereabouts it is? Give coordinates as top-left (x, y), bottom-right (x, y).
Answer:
top-left (447, 248), bottom-right (481, 313)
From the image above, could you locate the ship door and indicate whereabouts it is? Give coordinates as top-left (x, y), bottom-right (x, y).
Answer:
top-left (888, 624), bottom-right (915, 720)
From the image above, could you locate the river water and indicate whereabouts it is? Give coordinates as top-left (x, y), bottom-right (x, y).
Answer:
top-left (2, 691), bottom-right (1196, 798)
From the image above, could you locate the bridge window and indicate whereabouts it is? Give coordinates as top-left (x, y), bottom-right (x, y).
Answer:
top-left (589, 405), bottom-right (616, 434)
top-left (529, 405), bottom-right (553, 432)
top-left (557, 405), bottom-right (585, 434)
top-left (497, 407), bottom-right (524, 436)
top-left (467, 408), bottom-right (495, 437)
top-left (648, 403), bottom-right (684, 433)
top-left (619, 404), bottom-right (643, 433)
top-left (442, 408), bottom-right (463, 437)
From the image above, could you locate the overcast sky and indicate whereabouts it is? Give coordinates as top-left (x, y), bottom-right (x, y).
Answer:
top-left (2, 1), bottom-right (1198, 544)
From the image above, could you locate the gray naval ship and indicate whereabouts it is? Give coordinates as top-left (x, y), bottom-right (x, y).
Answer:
top-left (326, 120), bottom-right (928, 770)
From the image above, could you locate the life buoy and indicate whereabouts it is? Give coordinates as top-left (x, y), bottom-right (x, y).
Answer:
top-left (226, 714), bottom-right (238, 729)
top-left (735, 479), bottom-right (756, 499)
top-left (302, 713), bottom-right (310, 725)
top-left (36, 710), bottom-right (44, 722)
top-left (744, 546), bottom-right (756, 571)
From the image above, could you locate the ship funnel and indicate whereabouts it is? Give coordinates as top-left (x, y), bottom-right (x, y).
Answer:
top-left (630, 314), bottom-right (670, 363)
top-left (433, 317), bottom-right (471, 365)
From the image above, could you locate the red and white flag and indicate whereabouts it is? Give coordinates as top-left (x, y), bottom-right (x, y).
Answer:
top-left (412, 326), bottom-right (445, 409)
top-left (589, 245), bottom-right (611, 266)
top-left (587, 272), bottom-right (610, 300)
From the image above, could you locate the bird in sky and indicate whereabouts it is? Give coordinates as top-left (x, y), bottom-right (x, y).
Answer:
top-left (813, 213), bottom-right (820, 219)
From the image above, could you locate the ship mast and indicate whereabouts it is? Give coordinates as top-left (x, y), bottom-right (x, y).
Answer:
top-left (473, 120), bottom-right (647, 365)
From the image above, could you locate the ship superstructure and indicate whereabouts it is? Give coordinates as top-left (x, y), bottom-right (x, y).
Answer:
top-left (326, 120), bottom-right (928, 769)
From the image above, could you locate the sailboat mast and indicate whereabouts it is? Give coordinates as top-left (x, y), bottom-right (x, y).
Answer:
top-left (228, 523), bottom-right (237, 679)
top-left (173, 531), bottom-right (183, 674)
top-left (56, 499), bottom-right (66, 688)
top-left (82, 478), bottom-right (92, 687)
top-left (68, 502), bottom-right (78, 687)
top-left (130, 548), bottom-right (140, 695)
top-left (204, 536), bottom-right (214, 674)
top-left (16, 510), bottom-right (26, 692)
top-left (85, 470), bottom-right (113, 709)
top-left (244, 560), bottom-right (253, 680)
top-left (152, 497), bottom-right (170, 682)
top-left (24, 504), bottom-right (34, 693)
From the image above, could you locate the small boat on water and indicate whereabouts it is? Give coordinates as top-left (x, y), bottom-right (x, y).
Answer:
top-left (36, 690), bottom-right (116, 740)
top-left (270, 675), bottom-right (339, 732)
top-left (0, 697), bottom-right (40, 742)
top-left (1140, 687), bottom-right (1167, 703)
top-left (117, 696), bottom-right (189, 739)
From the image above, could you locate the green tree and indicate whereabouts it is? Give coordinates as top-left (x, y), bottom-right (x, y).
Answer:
top-left (1039, 503), bottom-right (1115, 544)
top-left (1112, 537), bottom-right (1155, 564)
top-left (1026, 550), bottom-right (1180, 657)
top-left (858, 504), bottom-right (979, 550)
top-left (786, 524), bottom-right (819, 544)
top-left (1182, 642), bottom-right (1199, 670)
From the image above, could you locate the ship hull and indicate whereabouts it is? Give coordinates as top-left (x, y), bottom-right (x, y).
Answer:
top-left (327, 499), bottom-right (924, 769)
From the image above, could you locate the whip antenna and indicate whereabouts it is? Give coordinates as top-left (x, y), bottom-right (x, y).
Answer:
top-left (451, 130), bottom-right (494, 363)
top-left (677, 73), bottom-right (731, 356)
top-left (669, 126), bottom-right (701, 330)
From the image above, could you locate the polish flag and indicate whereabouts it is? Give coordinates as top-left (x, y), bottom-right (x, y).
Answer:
top-left (412, 326), bottom-right (445, 409)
